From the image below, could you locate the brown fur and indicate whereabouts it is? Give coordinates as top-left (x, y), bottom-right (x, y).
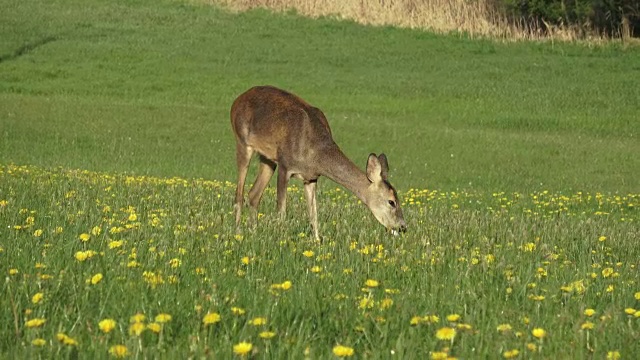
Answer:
top-left (231, 86), bottom-right (406, 239)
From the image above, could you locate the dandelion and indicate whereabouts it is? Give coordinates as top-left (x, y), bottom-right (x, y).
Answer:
top-left (31, 338), bottom-right (46, 346)
top-left (25, 318), bottom-right (46, 328)
top-left (241, 256), bottom-right (250, 265)
top-left (598, 235), bottom-right (607, 242)
top-left (129, 322), bottom-right (145, 336)
top-left (130, 313), bottom-right (145, 323)
top-left (624, 308), bottom-right (636, 315)
top-left (79, 233), bottom-right (91, 242)
top-left (379, 298), bottom-right (394, 310)
top-left (302, 250), bottom-right (314, 258)
top-left (503, 349), bottom-right (519, 358)
top-left (446, 314), bottom-right (461, 322)
top-left (249, 317), bottom-right (267, 326)
top-left (431, 352), bottom-right (449, 359)
top-left (435, 327), bottom-right (456, 341)
top-left (584, 309), bottom-right (596, 317)
top-left (91, 273), bottom-right (103, 285)
top-left (259, 331), bottom-right (276, 339)
top-left (56, 333), bottom-right (78, 346)
top-left (109, 344), bottom-right (128, 358)
top-left (581, 321), bottom-right (594, 330)
top-left (606, 351), bottom-right (621, 360)
top-left (310, 266), bottom-right (322, 273)
top-left (91, 226), bottom-right (102, 236)
top-left (602, 267), bottom-right (614, 278)
top-left (635, 292), bottom-right (640, 300)
top-left (169, 258), bottom-right (181, 268)
top-left (365, 279), bottom-right (379, 288)
top-left (280, 280), bottom-right (292, 290)
top-left (33, 229), bottom-right (43, 237)
top-left (332, 345), bottom-right (355, 357)
top-left (497, 324), bottom-right (512, 333)
top-left (233, 341), bottom-right (253, 356)
top-left (108, 240), bottom-right (123, 249)
top-left (410, 316), bottom-right (422, 326)
top-left (147, 322), bottom-right (162, 333)
top-left (9, 268), bottom-right (18, 275)
top-left (99, 318), bottom-right (116, 333)
top-left (203, 312), bottom-right (221, 325)
top-left (32, 292), bottom-right (44, 304)
top-left (155, 313), bottom-right (172, 323)
top-left (231, 307), bottom-right (246, 316)
top-left (532, 328), bottom-right (546, 339)
top-left (75, 251), bottom-right (89, 261)
top-left (358, 297), bottom-right (374, 309)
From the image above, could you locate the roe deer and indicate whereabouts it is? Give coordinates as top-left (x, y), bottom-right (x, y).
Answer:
top-left (231, 85), bottom-right (406, 239)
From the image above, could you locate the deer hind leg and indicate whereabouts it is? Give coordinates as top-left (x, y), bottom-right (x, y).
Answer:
top-left (247, 156), bottom-right (276, 225)
top-left (303, 180), bottom-right (319, 241)
top-left (276, 164), bottom-right (290, 218)
top-left (234, 142), bottom-right (254, 227)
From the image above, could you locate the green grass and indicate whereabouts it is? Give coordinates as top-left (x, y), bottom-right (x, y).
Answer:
top-left (1, 0), bottom-right (640, 358)
top-left (1, 0), bottom-right (639, 192)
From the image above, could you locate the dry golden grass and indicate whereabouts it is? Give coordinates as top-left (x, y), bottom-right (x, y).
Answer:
top-left (203, 0), bottom-right (601, 41)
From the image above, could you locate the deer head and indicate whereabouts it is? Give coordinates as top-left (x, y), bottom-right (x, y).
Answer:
top-left (364, 153), bottom-right (407, 235)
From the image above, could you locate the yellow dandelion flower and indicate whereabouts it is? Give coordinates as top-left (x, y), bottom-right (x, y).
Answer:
top-left (147, 322), bottom-right (162, 333)
top-left (332, 345), bottom-right (355, 357)
top-left (79, 233), bottom-right (91, 242)
top-left (169, 258), bottom-right (181, 268)
top-left (108, 240), bottom-right (123, 249)
top-left (155, 313), bottom-right (172, 323)
top-left (635, 292), bottom-right (640, 300)
top-left (233, 341), bottom-right (253, 356)
top-left (129, 322), bottom-right (145, 336)
top-left (379, 298), bottom-right (394, 310)
top-left (91, 226), bottom-right (102, 236)
top-left (231, 307), bottom-right (246, 316)
top-left (581, 321), bottom-right (594, 330)
top-left (130, 313), bottom-right (145, 323)
top-left (457, 323), bottom-right (472, 331)
top-left (526, 343), bottom-right (537, 352)
top-left (431, 351), bottom-right (449, 359)
top-left (249, 317), bottom-right (267, 326)
top-left (75, 251), bottom-right (88, 262)
top-left (32, 292), bottom-right (44, 304)
top-left (503, 349), bottom-right (519, 358)
top-left (302, 250), bottom-right (314, 258)
top-left (584, 308), bottom-right (596, 317)
top-left (497, 323), bottom-right (512, 333)
top-left (365, 279), bottom-right (379, 288)
top-left (310, 266), bottom-right (322, 273)
top-left (410, 316), bottom-right (422, 326)
top-left (606, 351), bottom-right (621, 360)
top-left (128, 213), bottom-right (137, 222)
top-left (241, 256), bottom-right (250, 265)
top-left (358, 297), bottom-right (374, 309)
top-left (259, 331), bottom-right (276, 339)
top-left (109, 344), bottom-right (129, 358)
top-left (435, 327), bottom-right (456, 341)
top-left (33, 229), bottom-right (43, 237)
top-left (280, 280), bottom-right (292, 290)
top-left (91, 273), bottom-right (103, 285)
top-left (203, 312), bottom-right (221, 325)
top-left (598, 235), bottom-right (607, 242)
top-left (25, 318), bottom-right (46, 328)
top-left (532, 328), bottom-right (546, 339)
top-left (56, 333), bottom-right (78, 346)
top-left (602, 267), bottom-right (614, 278)
top-left (446, 314), bottom-right (461, 322)
top-left (99, 319), bottom-right (116, 333)
top-left (9, 268), bottom-right (19, 275)
top-left (31, 338), bottom-right (46, 346)
top-left (624, 308), bottom-right (636, 315)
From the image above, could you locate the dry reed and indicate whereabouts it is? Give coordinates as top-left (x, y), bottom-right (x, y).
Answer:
top-left (202, 0), bottom-right (602, 41)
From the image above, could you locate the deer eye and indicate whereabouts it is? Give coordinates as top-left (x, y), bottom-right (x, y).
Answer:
top-left (388, 200), bottom-right (396, 208)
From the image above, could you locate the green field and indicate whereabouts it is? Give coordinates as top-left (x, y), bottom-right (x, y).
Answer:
top-left (1, 0), bottom-right (639, 358)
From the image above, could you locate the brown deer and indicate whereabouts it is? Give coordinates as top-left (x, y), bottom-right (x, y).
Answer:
top-left (231, 86), bottom-right (406, 239)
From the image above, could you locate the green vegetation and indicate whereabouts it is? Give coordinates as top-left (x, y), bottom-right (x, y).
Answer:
top-left (1, 0), bottom-right (639, 358)
top-left (2, 0), bottom-right (639, 193)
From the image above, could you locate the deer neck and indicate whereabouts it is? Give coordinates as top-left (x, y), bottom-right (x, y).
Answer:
top-left (318, 146), bottom-right (370, 204)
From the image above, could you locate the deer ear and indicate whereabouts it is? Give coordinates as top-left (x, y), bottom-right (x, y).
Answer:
top-left (366, 153), bottom-right (383, 183)
top-left (378, 153), bottom-right (389, 181)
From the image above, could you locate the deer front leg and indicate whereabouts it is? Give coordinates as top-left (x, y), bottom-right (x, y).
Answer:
top-left (234, 143), bottom-right (254, 228)
top-left (276, 164), bottom-right (289, 219)
top-left (303, 180), bottom-right (319, 241)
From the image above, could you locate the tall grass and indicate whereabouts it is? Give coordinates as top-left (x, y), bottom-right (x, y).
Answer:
top-left (207, 0), bottom-right (601, 40)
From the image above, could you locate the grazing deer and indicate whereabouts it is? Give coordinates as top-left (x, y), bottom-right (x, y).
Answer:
top-left (231, 86), bottom-right (406, 239)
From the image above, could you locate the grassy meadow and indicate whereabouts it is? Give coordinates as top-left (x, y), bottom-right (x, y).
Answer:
top-left (1, 0), bottom-right (640, 358)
